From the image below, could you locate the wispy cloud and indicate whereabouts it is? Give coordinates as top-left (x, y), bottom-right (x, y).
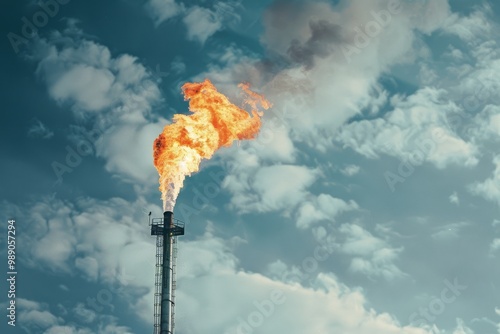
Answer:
top-left (27, 119), bottom-right (54, 139)
top-left (145, 0), bottom-right (185, 26)
top-left (431, 222), bottom-right (470, 241)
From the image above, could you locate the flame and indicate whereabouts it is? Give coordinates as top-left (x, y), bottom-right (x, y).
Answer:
top-left (153, 79), bottom-right (271, 211)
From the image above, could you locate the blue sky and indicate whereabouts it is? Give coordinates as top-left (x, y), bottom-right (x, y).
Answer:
top-left (1, 0), bottom-right (500, 333)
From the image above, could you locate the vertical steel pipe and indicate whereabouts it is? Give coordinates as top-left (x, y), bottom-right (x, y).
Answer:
top-left (160, 211), bottom-right (174, 334)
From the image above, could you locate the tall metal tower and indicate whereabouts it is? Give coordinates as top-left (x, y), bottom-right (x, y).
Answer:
top-left (150, 211), bottom-right (185, 334)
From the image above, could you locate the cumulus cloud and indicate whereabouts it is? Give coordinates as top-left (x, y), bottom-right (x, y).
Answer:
top-left (48, 65), bottom-right (115, 111)
top-left (17, 299), bottom-right (61, 333)
top-left (472, 106), bottom-right (500, 143)
top-left (2, 196), bottom-right (159, 286)
top-left (198, 0), bottom-right (456, 158)
top-left (98, 121), bottom-right (166, 184)
top-left (145, 0), bottom-right (185, 26)
top-left (189, 0), bottom-right (460, 223)
top-left (469, 155), bottom-right (500, 206)
top-left (43, 326), bottom-right (93, 334)
top-left (1, 196), bottom-right (162, 325)
top-left (146, 0), bottom-right (241, 43)
top-left (443, 5), bottom-right (493, 44)
top-left (14, 298), bottom-right (131, 334)
top-left (452, 318), bottom-right (474, 334)
top-left (183, 6), bottom-right (223, 44)
top-left (73, 303), bottom-right (97, 324)
top-left (416, 5), bottom-right (500, 147)
top-left (296, 194), bottom-right (359, 229)
top-left (224, 163), bottom-right (318, 214)
top-left (178, 271), bottom-right (433, 334)
top-left (174, 224), bottom-right (431, 334)
top-left (13, 1), bottom-right (500, 334)
top-left (337, 87), bottom-right (479, 169)
top-left (341, 164), bottom-right (361, 176)
top-left (334, 223), bottom-right (406, 281)
top-left (254, 165), bottom-right (316, 208)
top-left (4, 196), bottom-right (435, 334)
top-left (31, 30), bottom-right (167, 187)
top-left (36, 42), bottom-right (162, 118)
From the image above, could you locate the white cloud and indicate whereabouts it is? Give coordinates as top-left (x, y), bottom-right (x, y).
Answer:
top-left (7, 196), bottom-right (159, 289)
top-left (2, 195), bottom-right (442, 334)
top-left (191, 0), bottom-right (460, 222)
top-left (36, 42), bottom-right (161, 118)
top-left (338, 224), bottom-right (385, 256)
top-left (254, 165), bottom-right (317, 213)
top-left (490, 220), bottom-right (500, 256)
top-left (470, 105), bottom-right (500, 144)
top-left (254, 165), bottom-right (316, 203)
top-left (406, 0), bottom-right (452, 34)
top-left (248, 121), bottom-right (296, 163)
top-left (335, 223), bottom-right (406, 281)
top-left (15, 299), bottom-right (126, 334)
top-left (170, 56), bottom-right (186, 74)
top-left (98, 121), bottom-right (165, 184)
top-left (431, 222), bottom-right (470, 241)
top-left (73, 303), bottom-right (96, 324)
top-left (145, 0), bottom-right (184, 26)
top-left (296, 194), bottom-right (359, 229)
top-left (443, 6), bottom-right (492, 44)
top-left (42, 321), bottom-right (132, 334)
top-left (183, 6), bottom-right (223, 44)
top-left (177, 228), bottom-right (239, 280)
top-left (223, 162), bottom-right (318, 214)
top-left (43, 326), bottom-right (93, 334)
top-left (27, 119), bottom-right (54, 139)
top-left (17, 299), bottom-right (60, 332)
top-left (341, 164), bottom-right (361, 177)
top-left (13, 2), bottom-right (500, 334)
top-left (173, 229), bottom-right (432, 334)
top-left (32, 31), bottom-right (166, 187)
top-left (469, 155), bottom-right (500, 206)
top-left (186, 2), bottom-right (464, 189)
top-left (490, 239), bottom-right (500, 256)
top-left (256, 0), bottom-right (452, 143)
top-left (32, 228), bottom-right (76, 272)
top-left (177, 271), bottom-right (434, 334)
top-left (75, 256), bottom-right (99, 281)
top-left (2, 196), bottom-right (162, 326)
top-left (146, 1), bottom-right (241, 43)
top-left (452, 318), bottom-right (474, 334)
top-left (337, 87), bottom-right (479, 169)
top-left (49, 65), bottom-right (115, 111)
top-left (449, 192), bottom-right (460, 206)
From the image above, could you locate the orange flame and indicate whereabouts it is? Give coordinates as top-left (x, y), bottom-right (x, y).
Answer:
top-left (153, 79), bottom-right (271, 211)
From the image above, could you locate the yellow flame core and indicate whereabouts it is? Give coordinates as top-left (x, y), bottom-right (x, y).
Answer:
top-left (153, 79), bottom-right (271, 211)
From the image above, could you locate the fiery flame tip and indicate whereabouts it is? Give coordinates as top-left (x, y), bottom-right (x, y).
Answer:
top-left (153, 79), bottom-right (271, 210)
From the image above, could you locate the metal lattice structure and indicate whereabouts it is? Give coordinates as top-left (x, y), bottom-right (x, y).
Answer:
top-left (150, 211), bottom-right (185, 334)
